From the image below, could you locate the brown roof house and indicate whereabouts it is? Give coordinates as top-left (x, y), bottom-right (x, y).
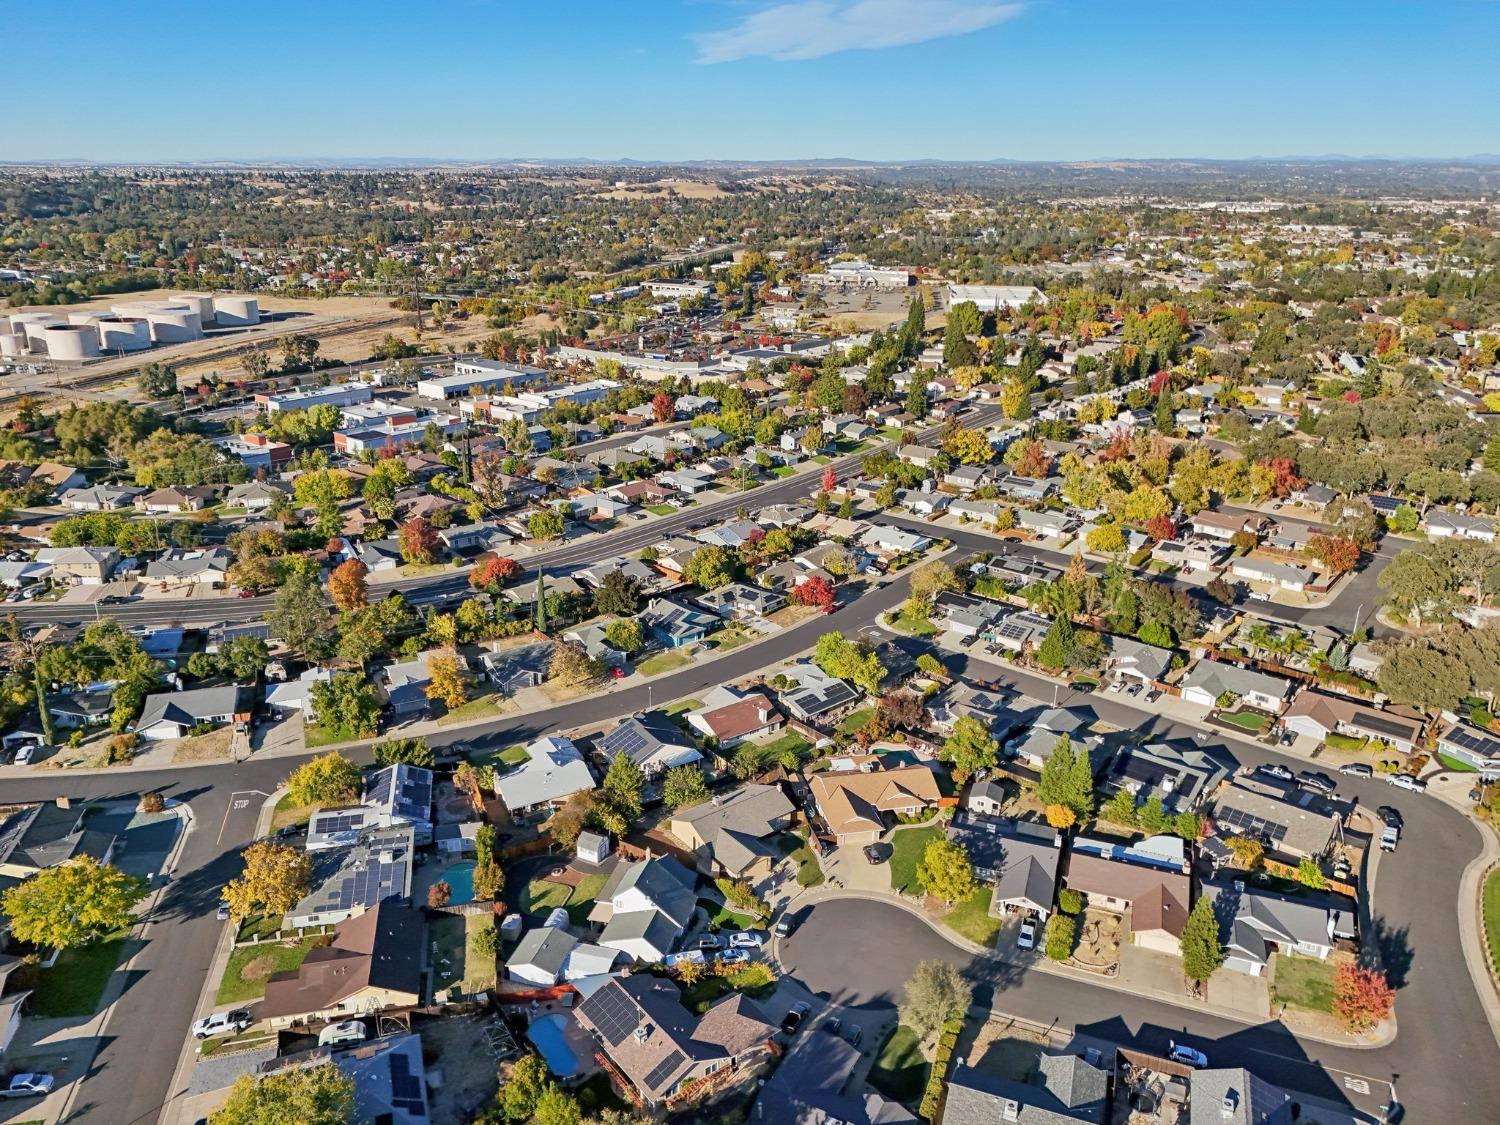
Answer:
top-left (667, 783), bottom-right (795, 879)
top-left (684, 687), bottom-right (784, 749)
top-left (258, 903), bottom-right (423, 1029)
top-left (574, 974), bottom-right (776, 1109)
top-left (810, 760), bottom-right (943, 846)
top-left (1062, 852), bottom-right (1192, 956)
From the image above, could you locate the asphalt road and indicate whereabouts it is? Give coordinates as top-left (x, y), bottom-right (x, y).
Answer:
top-left (780, 649), bottom-right (1499, 1123)
top-left (8, 406), bottom-right (1006, 630)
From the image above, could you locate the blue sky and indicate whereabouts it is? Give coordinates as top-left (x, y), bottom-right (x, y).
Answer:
top-left (10, 0), bottom-right (1498, 162)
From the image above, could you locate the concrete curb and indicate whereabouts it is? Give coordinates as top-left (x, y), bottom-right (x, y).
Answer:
top-left (1457, 818), bottom-right (1500, 1050)
top-left (51, 799), bottom-right (195, 1125)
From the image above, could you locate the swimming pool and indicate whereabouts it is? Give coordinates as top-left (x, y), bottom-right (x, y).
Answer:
top-left (441, 861), bottom-right (476, 904)
top-left (528, 1013), bottom-right (582, 1078)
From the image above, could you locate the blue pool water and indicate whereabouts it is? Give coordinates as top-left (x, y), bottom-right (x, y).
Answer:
top-left (441, 861), bottom-right (476, 904)
top-left (528, 1013), bottom-right (582, 1078)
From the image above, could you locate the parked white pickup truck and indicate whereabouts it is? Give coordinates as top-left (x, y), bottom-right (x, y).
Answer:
top-left (191, 1009), bottom-right (252, 1040)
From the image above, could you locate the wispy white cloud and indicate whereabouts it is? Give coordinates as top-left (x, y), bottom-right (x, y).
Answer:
top-left (692, 0), bottom-right (1023, 64)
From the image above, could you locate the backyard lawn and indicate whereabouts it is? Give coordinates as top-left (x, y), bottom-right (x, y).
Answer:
top-left (943, 887), bottom-right (1002, 947)
top-left (520, 873), bottom-right (608, 925)
top-left (27, 927), bottom-right (135, 1017)
top-left (1484, 870), bottom-right (1500, 976)
top-left (888, 825), bottom-right (944, 894)
top-left (638, 651), bottom-right (692, 677)
top-left (1271, 954), bottom-right (1338, 1013)
top-left (756, 730), bottom-right (811, 760)
top-left (868, 1025), bottom-right (929, 1105)
top-left (217, 937), bottom-right (324, 1005)
top-left (429, 913), bottom-right (497, 995)
top-left (841, 707), bottom-right (876, 734)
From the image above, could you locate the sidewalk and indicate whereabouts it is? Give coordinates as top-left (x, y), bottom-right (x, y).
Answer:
top-left (1427, 771), bottom-right (1500, 1051)
top-left (158, 790), bottom-right (285, 1125)
top-left (14, 799), bottom-right (195, 1125)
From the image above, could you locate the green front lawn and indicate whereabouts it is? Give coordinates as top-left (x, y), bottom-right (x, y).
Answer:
top-left (302, 723), bottom-right (350, 749)
top-left (697, 896), bottom-right (756, 931)
top-left (943, 887), bottom-right (1002, 946)
top-left (638, 650), bottom-right (692, 677)
top-left (710, 629), bottom-right (757, 653)
top-left (888, 825), bottom-right (945, 894)
top-left (840, 707), bottom-right (876, 734)
top-left (27, 927), bottom-right (135, 1017)
top-left (1484, 869), bottom-right (1500, 976)
top-left (236, 913), bottom-right (285, 943)
top-left (646, 504), bottom-right (677, 516)
top-left (271, 794), bottom-right (315, 831)
top-left (217, 938), bottom-right (324, 1005)
top-left (1271, 954), bottom-right (1337, 1013)
top-left (437, 694), bottom-right (509, 725)
top-left (663, 699), bottom-right (703, 718)
top-left (868, 1025), bottom-right (929, 1105)
top-left (1438, 752), bottom-right (1479, 773)
top-left (1219, 710), bottom-right (1272, 733)
top-left (497, 744), bottom-right (532, 765)
top-left (1323, 733), bottom-right (1369, 752)
top-left (887, 608), bottom-right (938, 636)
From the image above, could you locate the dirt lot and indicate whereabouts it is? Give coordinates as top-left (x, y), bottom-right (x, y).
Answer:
top-left (417, 1013), bottom-right (504, 1122)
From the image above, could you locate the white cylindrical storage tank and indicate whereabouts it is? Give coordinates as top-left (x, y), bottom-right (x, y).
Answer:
top-left (66, 311), bottom-right (102, 326)
top-left (213, 295), bottom-right (260, 326)
top-left (13, 314), bottom-right (63, 353)
top-left (0, 330), bottom-right (24, 357)
top-left (142, 307), bottom-right (204, 343)
top-left (40, 324), bottom-right (101, 361)
top-left (97, 316), bottom-right (153, 352)
top-left (173, 293), bottom-right (216, 322)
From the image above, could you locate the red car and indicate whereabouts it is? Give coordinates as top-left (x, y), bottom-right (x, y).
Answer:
top-left (609, 666), bottom-right (626, 679)
top-left (236, 589), bottom-right (259, 599)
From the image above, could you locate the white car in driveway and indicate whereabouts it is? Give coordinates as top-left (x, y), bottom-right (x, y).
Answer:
top-left (1388, 774), bottom-right (1427, 793)
top-left (729, 930), bottom-right (767, 949)
top-left (191, 1009), bottom-right (252, 1040)
top-left (1017, 917), bottom-right (1038, 950)
top-left (1, 1074), bottom-right (56, 1098)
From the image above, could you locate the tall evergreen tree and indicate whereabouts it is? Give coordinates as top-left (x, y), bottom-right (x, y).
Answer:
top-left (1180, 895), bottom-right (1225, 984)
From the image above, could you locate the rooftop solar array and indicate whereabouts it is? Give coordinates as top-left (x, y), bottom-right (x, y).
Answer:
top-left (1356, 712), bottom-right (1419, 739)
top-left (311, 811), bottom-right (367, 835)
top-left (1445, 726), bottom-right (1500, 759)
top-left (1214, 806), bottom-right (1289, 845)
top-left (582, 983), bottom-right (641, 1047)
top-left (389, 1050), bottom-right (427, 1117)
top-left (643, 1049), bottom-right (687, 1091)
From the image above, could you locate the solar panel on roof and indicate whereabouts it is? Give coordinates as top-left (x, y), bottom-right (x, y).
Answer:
top-left (643, 1049), bottom-right (687, 1092)
top-left (583, 984), bottom-right (641, 1047)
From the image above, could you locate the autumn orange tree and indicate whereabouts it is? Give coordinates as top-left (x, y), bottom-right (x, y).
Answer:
top-left (1333, 963), bottom-right (1394, 1032)
top-left (327, 559), bottom-right (368, 611)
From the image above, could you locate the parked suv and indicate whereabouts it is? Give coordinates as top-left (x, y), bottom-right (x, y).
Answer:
top-left (1380, 825), bottom-right (1400, 852)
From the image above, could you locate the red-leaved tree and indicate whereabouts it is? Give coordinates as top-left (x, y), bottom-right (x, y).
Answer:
top-left (1144, 514), bottom-right (1177, 543)
top-left (1256, 456), bottom-right (1305, 498)
top-left (652, 391), bottom-right (675, 423)
top-left (470, 554), bottom-right (522, 593)
top-left (1307, 534), bottom-right (1361, 576)
top-left (821, 466), bottom-right (838, 493)
top-left (791, 576), bottom-right (837, 614)
top-left (399, 516), bottom-right (439, 564)
top-left (1333, 963), bottom-right (1394, 1032)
